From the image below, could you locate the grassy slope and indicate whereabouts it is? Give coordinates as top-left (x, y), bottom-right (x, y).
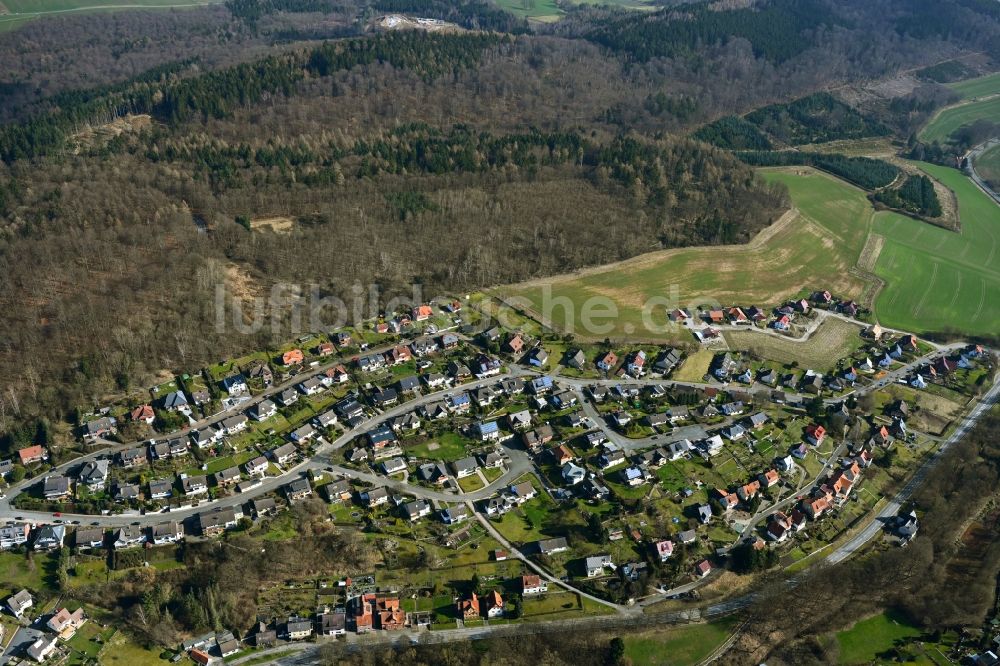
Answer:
top-left (872, 163), bottom-right (1000, 337)
top-left (948, 71), bottom-right (1000, 100)
top-left (623, 618), bottom-right (738, 665)
top-left (0, 0), bottom-right (220, 31)
top-left (920, 96), bottom-right (1000, 143)
top-left (975, 142), bottom-right (1000, 186)
top-left (505, 168), bottom-right (871, 341)
top-left (835, 610), bottom-right (921, 665)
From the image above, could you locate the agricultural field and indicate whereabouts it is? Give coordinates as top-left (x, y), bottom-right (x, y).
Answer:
top-left (491, 0), bottom-right (561, 21)
top-left (503, 168), bottom-right (872, 342)
top-left (0, 0), bottom-right (220, 31)
top-left (975, 142), bottom-right (1000, 188)
top-left (947, 71), bottom-right (1000, 100)
top-left (872, 164), bottom-right (1000, 336)
top-left (622, 618), bottom-right (739, 665)
top-left (919, 95), bottom-right (1000, 144)
top-left (723, 316), bottom-right (866, 372)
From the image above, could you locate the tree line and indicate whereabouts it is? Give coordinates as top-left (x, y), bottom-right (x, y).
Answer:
top-left (734, 150), bottom-right (900, 190)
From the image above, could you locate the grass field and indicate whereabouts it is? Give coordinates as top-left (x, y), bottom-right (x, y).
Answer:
top-left (948, 71), bottom-right (1000, 100)
top-left (503, 168), bottom-right (872, 342)
top-left (723, 316), bottom-right (865, 371)
top-left (492, 0), bottom-right (561, 21)
top-left (975, 142), bottom-right (1000, 188)
top-left (920, 96), bottom-right (1000, 143)
top-left (0, 0), bottom-right (221, 31)
top-left (872, 164), bottom-right (1000, 336)
top-left (836, 610), bottom-right (922, 665)
top-left (623, 618), bottom-right (738, 665)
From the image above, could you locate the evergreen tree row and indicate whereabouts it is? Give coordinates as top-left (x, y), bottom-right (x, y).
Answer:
top-left (735, 150), bottom-right (900, 190)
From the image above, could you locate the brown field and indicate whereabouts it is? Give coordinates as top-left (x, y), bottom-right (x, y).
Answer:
top-left (722, 317), bottom-right (866, 371)
top-left (672, 349), bottom-right (715, 382)
top-left (250, 216), bottom-right (296, 233)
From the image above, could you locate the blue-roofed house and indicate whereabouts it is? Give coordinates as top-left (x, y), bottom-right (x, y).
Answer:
top-left (475, 421), bottom-right (501, 441)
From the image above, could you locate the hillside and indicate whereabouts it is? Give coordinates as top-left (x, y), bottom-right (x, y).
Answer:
top-left (0, 0), bottom-right (998, 445)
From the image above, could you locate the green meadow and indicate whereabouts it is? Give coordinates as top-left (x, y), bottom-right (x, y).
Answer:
top-left (948, 71), bottom-right (1000, 100)
top-left (872, 163), bottom-right (1000, 337)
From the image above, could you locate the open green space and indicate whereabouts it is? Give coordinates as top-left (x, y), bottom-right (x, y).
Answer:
top-left (0, 0), bottom-right (222, 32)
top-left (835, 610), bottom-right (922, 665)
top-left (920, 96), bottom-right (1000, 144)
top-left (948, 71), bottom-right (1000, 100)
top-left (492, 0), bottom-right (561, 21)
top-left (623, 617), bottom-right (739, 665)
top-left (872, 164), bottom-right (1000, 336)
top-left (975, 141), bottom-right (1000, 187)
top-left (503, 167), bottom-right (872, 341)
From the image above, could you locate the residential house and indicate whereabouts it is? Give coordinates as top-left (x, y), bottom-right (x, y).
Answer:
top-left (621, 466), bottom-right (645, 487)
top-left (284, 617), bottom-right (314, 640)
top-left (484, 591), bottom-right (504, 618)
top-left (271, 442), bottom-right (298, 465)
top-left (596, 351), bottom-right (618, 372)
top-left (440, 505), bottom-right (469, 525)
top-left (197, 508), bottom-right (242, 536)
top-left (26, 635), bottom-right (57, 663)
top-left (474, 420), bottom-right (501, 442)
top-left (42, 475), bottom-right (71, 501)
top-left (290, 423), bottom-right (316, 443)
top-left (162, 391), bottom-right (188, 411)
top-left (18, 445), bottom-right (47, 466)
top-left (360, 487), bottom-right (389, 508)
top-left (181, 475), bottom-right (209, 496)
top-left (586, 554), bottom-right (612, 577)
top-left (0, 523), bottom-right (29, 550)
top-left (527, 347), bottom-right (549, 367)
top-left (654, 540), bottom-right (674, 561)
top-left (805, 424), bottom-right (827, 446)
top-left (402, 500), bottom-right (432, 522)
top-left (150, 521), bottom-right (183, 545)
top-left (112, 482), bottom-right (140, 503)
top-left (113, 526), bottom-right (145, 549)
top-left (214, 467), bottom-right (242, 488)
top-left (318, 611), bottom-right (347, 636)
top-left (76, 459), bottom-right (109, 490)
top-left (284, 478), bottom-right (312, 501)
top-left (148, 478), bottom-right (173, 500)
top-left (281, 349), bottom-right (304, 366)
top-left (694, 560), bottom-right (713, 578)
top-left (457, 593), bottom-right (480, 620)
top-left (7, 589), bottom-right (32, 617)
top-left (130, 404), bottom-right (155, 424)
top-left (33, 525), bottom-right (65, 550)
top-left (221, 414), bottom-right (248, 435)
top-left (119, 446), bottom-right (146, 468)
top-left (534, 537), bottom-right (569, 555)
top-left (521, 575), bottom-right (548, 595)
top-left (562, 462), bottom-right (587, 485)
top-left (452, 457), bottom-right (479, 479)
top-left (221, 374), bottom-right (248, 395)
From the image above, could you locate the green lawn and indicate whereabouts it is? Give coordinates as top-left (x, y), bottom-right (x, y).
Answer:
top-left (504, 168), bottom-right (872, 341)
top-left (836, 610), bottom-right (922, 665)
top-left (947, 70), bottom-right (1000, 100)
top-left (0, 551), bottom-right (51, 591)
top-left (872, 163), bottom-right (1000, 337)
top-left (920, 95), bottom-right (1000, 143)
top-left (623, 617), bottom-right (738, 665)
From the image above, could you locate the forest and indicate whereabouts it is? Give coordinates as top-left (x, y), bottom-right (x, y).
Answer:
top-left (734, 151), bottom-right (900, 190)
top-left (874, 174), bottom-right (943, 217)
